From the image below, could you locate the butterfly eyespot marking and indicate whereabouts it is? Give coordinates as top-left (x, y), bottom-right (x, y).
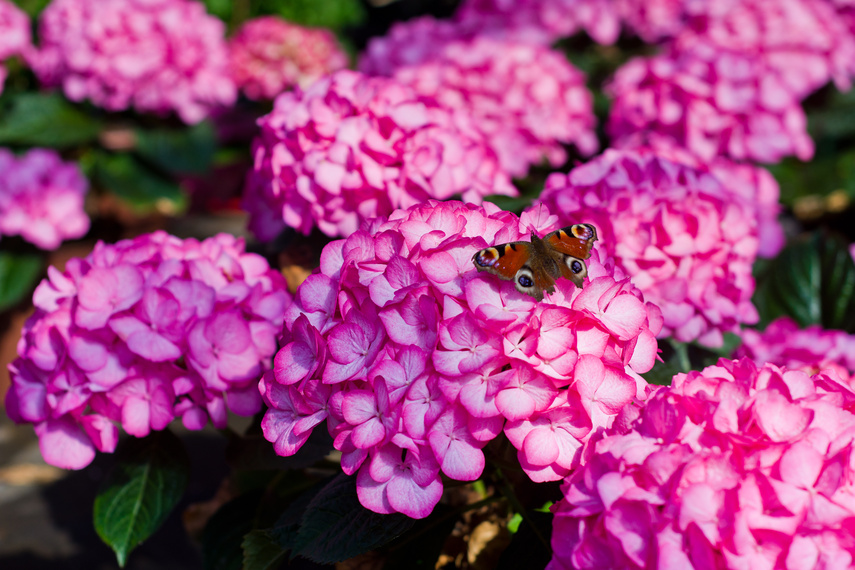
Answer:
top-left (518, 274), bottom-right (533, 288)
top-left (474, 248), bottom-right (499, 267)
top-left (571, 260), bottom-right (583, 274)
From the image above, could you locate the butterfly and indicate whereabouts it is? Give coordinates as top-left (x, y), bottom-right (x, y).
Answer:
top-left (471, 224), bottom-right (598, 301)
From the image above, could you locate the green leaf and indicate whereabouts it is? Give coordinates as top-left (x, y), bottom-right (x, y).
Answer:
top-left (93, 430), bottom-right (190, 567)
top-left (242, 530), bottom-right (288, 570)
top-left (292, 473), bottom-right (414, 564)
top-left (0, 92), bottom-right (102, 148)
top-left (753, 232), bottom-right (855, 333)
top-left (134, 121), bottom-right (217, 175)
top-left (0, 253), bottom-right (43, 312)
top-left (259, 0), bottom-right (365, 29)
top-left (94, 152), bottom-right (187, 212)
top-left (12, 0), bottom-right (51, 17)
top-left (202, 490), bottom-right (265, 570)
top-left (384, 504), bottom-right (458, 570)
top-left (496, 510), bottom-right (553, 570)
top-left (226, 428), bottom-right (333, 471)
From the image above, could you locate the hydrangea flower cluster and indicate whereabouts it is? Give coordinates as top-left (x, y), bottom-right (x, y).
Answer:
top-left (0, 148), bottom-right (89, 250)
top-left (360, 21), bottom-right (597, 177)
top-left (674, 0), bottom-right (855, 99)
top-left (617, 0), bottom-right (692, 42)
top-left (620, 136), bottom-right (785, 257)
top-left (454, 0), bottom-right (623, 45)
top-left (5, 232), bottom-right (291, 469)
top-left (228, 16), bottom-right (348, 101)
top-left (29, 0), bottom-right (236, 124)
top-left (549, 358), bottom-right (855, 570)
top-left (537, 148), bottom-right (764, 347)
top-left (0, 0), bottom-right (30, 93)
top-left (606, 46), bottom-right (814, 163)
top-left (243, 70), bottom-right (516, 240)
top-left (260, 200), bottom-right (662, 518)
top-left (737, 317), bottom-right (855, 380)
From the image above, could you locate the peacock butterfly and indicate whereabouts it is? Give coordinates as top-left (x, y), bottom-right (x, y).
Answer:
top-left (471, 224), bottom-right (598, 301)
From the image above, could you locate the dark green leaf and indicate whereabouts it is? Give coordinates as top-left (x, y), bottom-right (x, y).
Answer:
top-left (93, 430), bottom-right (190, 567)
top-left (0, 92), bottom-right (103, 148)
top-left (260, 0), bottom-right (365, 29)
top-left (292, 473), bottom-right (414, 563)
top-left (0, 253), bottom-right (43, 312)
top-left (496, 510), bottom-right (553, 570)
top-left (385, 504), bottom-right (458, 570)
top-left (753, 232), bottom-right (855, 333)
top-left (226, 428), bottom-right (333, 471)
top-left (94, 152), bottom-right (187, 212)
top-left (203, 490), bottom-right (265, 570)
top-left (134, 121), bottom-right (217, 175)
top-left (641, 340), bottom-right (689, 386)
top-left (242, 530), bottom-right (288, 570)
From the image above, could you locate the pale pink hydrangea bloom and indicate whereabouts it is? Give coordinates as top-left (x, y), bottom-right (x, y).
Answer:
top-left (243, 70), bottom-right (516, 240)
top-left (260, 200), bottom-right (662, 518)
top-left (0, 0), bottom-right (30, 92)
top-left (607, 44), bottom-right (814, 163)
top-left (360, 20), bottom-right (597, 177)
top-left (0, 148), bottom-right (89, 250)
top-left (228, 16), bottom-right (348, 101)
top-left (549, 358), bottom-right (855, 570)
top-left (29, 0), bottom-right (236, 124)
top-left (537, 148), bottom-right (763, 347)
top-left (454, 0), bottom-right (623, 45)
top-left (5, 232), bottom-right (291, 469)
top-left (737, 317), bottom-right (855, 380)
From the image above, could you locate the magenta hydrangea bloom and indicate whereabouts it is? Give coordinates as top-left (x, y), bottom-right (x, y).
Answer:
top-left (737, 317), bottom-right (855, 380)
top-left (360, 20), bottom-right (597, 177)
top-left (5, 231), bottom-right (291, 469)
top-left (29, 0), bottom-right (236, 123)
top-left (228, 16), bottom-right (348, 101)
top-left (260, 200), bottom-right (662, 517)
top-left (548, 358), bottom-right (855, 570)
top-left (243, 70), bottom-right (516, 240)
top-left (607, 45), bottom-right (814, 164)
top-left (674, 0), bottom-right (855, 99)
top-left (617, 0), bottom-right (692, 42)
top-left (538, 148), bottom-right (766, 347)
top-left (454, 0), bottom-right (622, 45)
top-left (0, 0), bottom-right (30, 93)
top-left (0, 148), bottom-right (89, 250)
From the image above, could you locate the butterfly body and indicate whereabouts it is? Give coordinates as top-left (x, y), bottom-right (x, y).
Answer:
top-left (472, 224), bottom-right (597, 301)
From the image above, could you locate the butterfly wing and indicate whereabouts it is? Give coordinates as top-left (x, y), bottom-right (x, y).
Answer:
top-left (472, 241), bottom-right (553, 301)
top-left (543, 223), bottom-right (598, 288)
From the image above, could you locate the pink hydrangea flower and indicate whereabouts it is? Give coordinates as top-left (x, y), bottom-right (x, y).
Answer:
top-left (242, 70), bottom-right (516, 240)
top-left (537, 148), bottom-right (764, 347)
top-left (549, 358), bottom-right (855, 570)
top-left (5, 232), bottom-right (291, 469)
top-left (619, 135), bottom-right (785, 257)
top-left (228, 16), bottom-right (348, 101)
top-left (617, 0), bottom-right (692, 42)
top-left (360, 20), bottom-right (597, 178)
top-left (454, 0), bottom-right (622, 45)
top-left (260, 200), bottom-right (662, 518)
top-left (737, 317), bottom-right (855, 380)
top-left (674, 0), bottom-right (855, 98)
top-left (29, 0), bottom-right (236, 123)
top-left (607, 45), bottom-right (814, 163)
top-left (0, 0), bottom-right (30, 93)
top-left (0, 148), bottom-right (89, 250)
